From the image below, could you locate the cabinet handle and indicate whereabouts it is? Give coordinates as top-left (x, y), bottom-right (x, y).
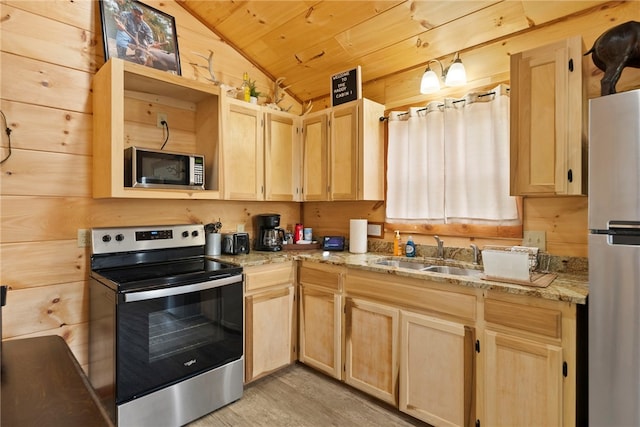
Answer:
top-left (567, 169), bottom-right (573, 183)
top-left (568, 58), bottom-right (574, 72)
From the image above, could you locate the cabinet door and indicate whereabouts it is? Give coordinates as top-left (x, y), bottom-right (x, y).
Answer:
top-left (302, 112), bottom-right (329, 201)
top-left (345, 298), bottom-right (399, 405)
top-left (510, 36), bottom-right (585, 196)
top-left (265, 112), bottom-right (300, 201)
top-left (298, 285), bottom-right (342, 379)
top-left (330, 103), bottom-right (358, 200)
top-left (359, 98), bottom-right (385, 201)
top-left (483, 330), bottom-right (563, 426)
top-left (221, 100), bottom-right (264, 200)
top-left (245, 285), bottom-right (295, 383)
top-left (399, 310), bottom-right (474, 427)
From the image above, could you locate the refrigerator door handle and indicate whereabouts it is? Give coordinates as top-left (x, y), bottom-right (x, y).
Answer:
top-left (607, 221), bottom-right (640, 245)
top-left (609, 220), bottom-right (640, 230)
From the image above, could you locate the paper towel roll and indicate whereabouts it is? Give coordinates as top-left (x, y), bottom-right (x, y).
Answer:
top-left (349, 219), bottom-right (368, 254)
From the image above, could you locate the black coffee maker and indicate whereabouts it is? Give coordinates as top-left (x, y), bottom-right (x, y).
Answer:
top-left (255, 214), bottom-right (286, 251)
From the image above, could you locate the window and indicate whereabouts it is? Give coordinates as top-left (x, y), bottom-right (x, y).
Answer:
top-left (385, 85), bottom-right (521, 238)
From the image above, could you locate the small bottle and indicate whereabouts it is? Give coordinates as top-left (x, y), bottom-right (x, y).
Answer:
top-left (405, 235), bottom-right (416, 258)
top-left (294, 223), bottom-right (304, 243)
top-left (241, 72), bottom-right (251, 102)
top-left (393, 230), bottom-right (402, 256)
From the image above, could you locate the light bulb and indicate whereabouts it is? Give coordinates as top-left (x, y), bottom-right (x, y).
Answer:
top-left (445, 59), bottom-right (467, 87)
top-left (420, 68), bottom-right (441, 94)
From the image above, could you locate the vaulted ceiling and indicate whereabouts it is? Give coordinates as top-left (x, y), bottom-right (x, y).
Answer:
top-left (177, 1), bottom-right (605, 103)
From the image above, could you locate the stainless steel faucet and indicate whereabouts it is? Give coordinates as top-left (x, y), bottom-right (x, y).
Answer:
top-left (470, 244), bottom-right (479, 265)
top-left (434, 235), bottom-right (444, 259)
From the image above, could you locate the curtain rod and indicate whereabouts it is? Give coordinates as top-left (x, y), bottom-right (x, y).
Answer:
top-left (379, 86), bottom-right (507, 121)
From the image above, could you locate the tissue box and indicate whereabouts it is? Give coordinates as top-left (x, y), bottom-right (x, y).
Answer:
top-left (482, 246), bottom-right (538, 282)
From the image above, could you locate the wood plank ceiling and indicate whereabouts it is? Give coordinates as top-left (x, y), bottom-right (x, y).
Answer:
top-left (177, 1), bottom-right (605, 103)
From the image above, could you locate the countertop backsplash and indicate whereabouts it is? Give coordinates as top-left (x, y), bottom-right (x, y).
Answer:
top-left (366, 240), bottom-right (588, 276)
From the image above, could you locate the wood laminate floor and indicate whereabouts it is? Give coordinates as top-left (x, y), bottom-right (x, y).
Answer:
top-left (189, 363), bottom-right (430, 427)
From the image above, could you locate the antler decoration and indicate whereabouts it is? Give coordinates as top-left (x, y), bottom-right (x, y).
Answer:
top-left (301, 100), bottom-right (313, 115)
top-left (272, 77), bottom-right (292, 105)
top-left (190, 50), bottom-right (219, 85)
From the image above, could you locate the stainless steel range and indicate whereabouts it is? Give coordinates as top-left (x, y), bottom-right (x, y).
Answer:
top-left (89, 224), bottom-right (244, 427)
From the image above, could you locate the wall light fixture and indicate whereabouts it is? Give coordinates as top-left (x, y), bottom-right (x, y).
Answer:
top-left (419, 52), bottom-right (467, 94)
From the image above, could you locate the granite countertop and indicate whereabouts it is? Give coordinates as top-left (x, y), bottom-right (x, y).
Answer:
top-left (212, 250), bottom-right (589, 305)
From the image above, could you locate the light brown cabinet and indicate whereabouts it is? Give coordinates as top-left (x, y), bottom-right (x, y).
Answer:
top-left (344, 297), bottom-right (399, 405)
top-left (220, 99), bottom-right (263, 200)
top-left (92, 58), bottom-right (221, 199)
top-left (510, 36), bottom-right (587, 196)
top-left (301, 112), bottom-right (328, 201)
top-left (399, 310), bottom-right (474, 427)
top-left (302, 98), bottom-right (385, 201)
top-left (342, 268), bottom-right (579, 426)
top-left (345, 268), bottom-right (477, 419)
top-left (264, 110), bottom-right (302, 201)
top-left (244, 262), bottom-right (296, 383)
top-left (297, 262), bottom-right (344, 379)
top-left (220, 98), bottom-right (301, 201)
top-left (249, 262), bottom-right (580, 426)
top-left (480, 293), bottom-right (577, 426)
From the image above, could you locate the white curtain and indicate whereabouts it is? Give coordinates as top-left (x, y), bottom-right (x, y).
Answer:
top-left (386, 84), bottom-right (518, 225)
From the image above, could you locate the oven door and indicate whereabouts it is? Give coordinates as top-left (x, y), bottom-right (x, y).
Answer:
top-left (115, 274), bottom-right (243, 404)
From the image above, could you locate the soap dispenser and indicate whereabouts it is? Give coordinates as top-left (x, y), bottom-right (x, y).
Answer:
top-left (405, 235), bottom-right (416, 258)
top-left (393, 230), bottom-right (402, 256)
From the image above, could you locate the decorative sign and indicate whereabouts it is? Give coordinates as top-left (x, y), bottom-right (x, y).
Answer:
top-left (331, 66), bottom-right (361, 107)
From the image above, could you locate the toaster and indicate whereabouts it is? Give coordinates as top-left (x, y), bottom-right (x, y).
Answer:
top-left (222, 233), bottom-right (250, 255)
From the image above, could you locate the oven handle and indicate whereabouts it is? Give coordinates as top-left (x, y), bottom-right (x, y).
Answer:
top-left (123, 274), bottom-right (242, 303)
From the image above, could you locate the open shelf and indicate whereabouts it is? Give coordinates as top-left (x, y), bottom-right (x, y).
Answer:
top-left (93, 58), bottom-right (221, 199)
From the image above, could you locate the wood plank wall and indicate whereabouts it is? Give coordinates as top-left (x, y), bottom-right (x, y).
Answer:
top-left (1, 0), bottom-right (638, 369)
top-left (0, 0), bottom-right (301, 369)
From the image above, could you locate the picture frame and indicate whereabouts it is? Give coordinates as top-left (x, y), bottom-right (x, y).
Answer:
top-left (99, 0), bottom-right (181, 75)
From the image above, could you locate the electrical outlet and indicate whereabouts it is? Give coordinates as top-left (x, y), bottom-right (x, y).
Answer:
top-left (523, 230), bottom-right (546, 251)
top-left (77, 229), bottom-right (90, 248)
top-left (236, 224), bottom-right (245, 232)
top-left (157, 112), bottom-right (168, 128)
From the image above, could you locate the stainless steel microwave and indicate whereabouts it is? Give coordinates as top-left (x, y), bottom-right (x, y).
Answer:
top-left (124, 147), bottom-right (205, 190)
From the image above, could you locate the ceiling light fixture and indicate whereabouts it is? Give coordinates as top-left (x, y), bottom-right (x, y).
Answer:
top-left (419, 52), bottom-right (467, 94)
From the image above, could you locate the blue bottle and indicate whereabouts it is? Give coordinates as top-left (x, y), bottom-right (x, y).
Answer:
top-left (405, 235), bottom-right (416, 257)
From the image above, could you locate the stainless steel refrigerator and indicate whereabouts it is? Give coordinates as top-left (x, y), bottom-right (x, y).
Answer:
top-left (588, 88), bottom-right (640, 426)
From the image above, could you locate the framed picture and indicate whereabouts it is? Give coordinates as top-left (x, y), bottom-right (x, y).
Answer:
top-left (99, 0), bottom-right (181, 75)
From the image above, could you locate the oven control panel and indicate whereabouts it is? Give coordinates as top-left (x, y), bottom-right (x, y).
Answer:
top-left (91, 224), bottom-right (205, 254)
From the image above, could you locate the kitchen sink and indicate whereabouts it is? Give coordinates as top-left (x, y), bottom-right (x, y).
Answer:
top-left (422, 265), bottom-right (482, 277)
top-left (373, 259), bottom-right (429, 270)
top-left (373, 258), bottom-right (482, 277)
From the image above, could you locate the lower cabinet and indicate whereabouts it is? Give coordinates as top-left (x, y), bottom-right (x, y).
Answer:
top-left (483, 330), bottom-right (563, 426)
top-left (246, 262), bottom-right (580, 426)
top-left (298, 262), bottom-right (344, 379)
top-left (344, 298), bottom-right (399, 405)
top-left (399, 310), bottom-right (475, 427)
top-left (481, 294), bottom-right (573, 426)
top-left (244, 262), bottom-right (296, 383)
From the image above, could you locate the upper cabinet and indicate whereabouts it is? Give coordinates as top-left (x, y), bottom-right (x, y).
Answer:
top-left (264, 110), bottom-right (302, 202)
top-left (302, 98), bottom-right (385, 201)
top-left (510, 36), bottom-right (587, 196)
top-left (220, 97), bottom-right (301, 201)
top-left (93, 58), bottom-right (221, 199)
top-left (219, 98), bottom-right (263, 200)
